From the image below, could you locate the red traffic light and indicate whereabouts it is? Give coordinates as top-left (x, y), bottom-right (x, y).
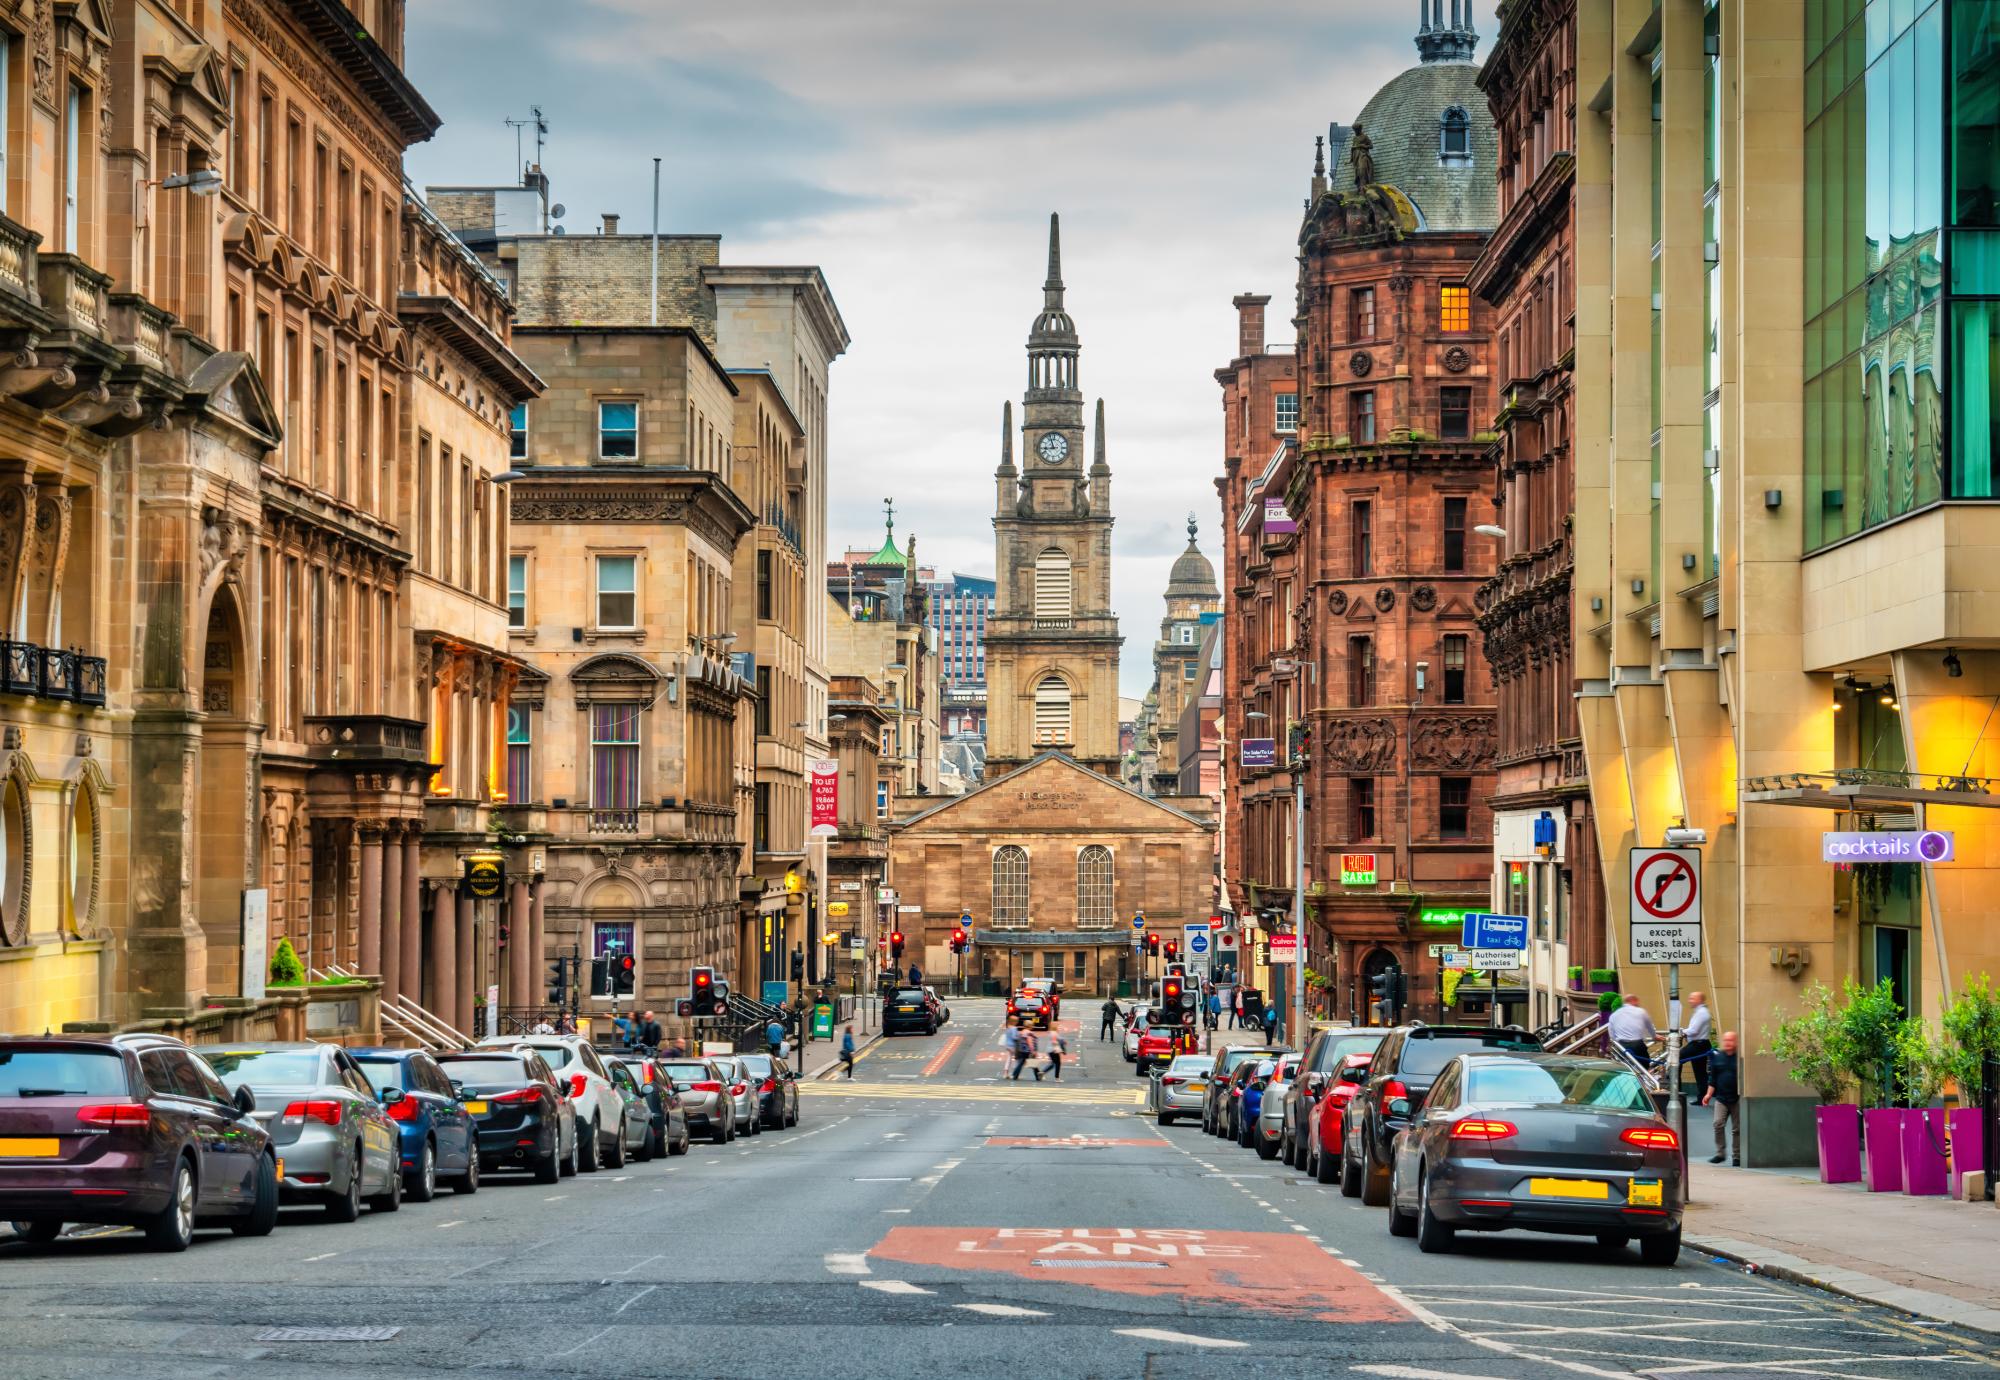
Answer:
top-left (620, 955), bottom-right (635, 972)
top-left (891, 930), bottom-right (904, 946)
top-left (1165, 940), bottom-right (1179, 960)
top-left (693, 968), bottom-right (712, 989)
top-left (1162, 977), bottom-right (1183, 1006)
top-left (1145, 933), bottom-right (1161, 955)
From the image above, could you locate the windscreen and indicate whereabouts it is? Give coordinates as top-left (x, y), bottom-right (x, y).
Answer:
top-left (1168, 1056), bottom-right (1213, 1074)
top-left (1401, 1033), bottom-right (1540, 1078)
top-left (435, 1056), bottom-right (533, 1085)
top-left (737, 1055), bottom-right (774, 1077)
top-left (660, 1063), bottom-right (712, 1083)
top-left (1316, 1031), bottom-right (1387, 1068)
top-left (350, 1057), bottom-right (410, 1092)
top-left (1466, 1059), bottom-right (1654, 1112)
top-left (196, 1050), bottom-right (322, 1086)
top-left (0, 1047), bottom-right (129, 1097)
top-left (894, 990), bottom-right (928, 1002)
top-left (518, 1043), bottom-right (577, 1069)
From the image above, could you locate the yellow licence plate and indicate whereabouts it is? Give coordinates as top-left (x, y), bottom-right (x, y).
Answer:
top-left (1187, 1081), bottom-right (1207, 1091)
top-left (463, 1101), bottom-right (488, 1115)
top-left (275, 1158), bottom-right (284, 1179)
top-left (1529, 1177), bottom-right (1610, 1200)
top-left (0, 1138), bottom-right (57, 1157)
top-left (1628, 1180), bottom-right (1663, 1207)
top-left (897, 1006), bottom-right (916, 1012)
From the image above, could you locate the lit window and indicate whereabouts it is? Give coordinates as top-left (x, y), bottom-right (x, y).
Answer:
top-left (1274, 391), bottom-right (1299, 433)
top-left (507, 554), bottom-right (527, 628)
top-left (1440, 285), bottom-right (1471, 333)
top-left (509, 403), bottom-right (528, 459)
top-left (598, 400), bottom-right (638, 459)
top-left (595, 554), bottom-right (637, 628)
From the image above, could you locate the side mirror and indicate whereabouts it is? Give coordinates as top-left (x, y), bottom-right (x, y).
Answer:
top-left (1388, 1096), bottom-right (1411, 1118)
top-left (449, 1081), bottom-right (465, 1098)
top-left (378, 1086), bottom-right (404, 1106)
top-left (1340, 1066), bottom-right (1368, 1084)
top-left (232, 1084), bottom-right (257, 1115)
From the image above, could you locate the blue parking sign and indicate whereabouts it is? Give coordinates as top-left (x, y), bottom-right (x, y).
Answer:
top-left (1461, 913), bottom-right (1529, 950)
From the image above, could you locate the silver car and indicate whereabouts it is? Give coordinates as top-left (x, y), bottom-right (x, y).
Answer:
top-left (195, 1043), bottom-right (402, 1221)
top-left (655, 1058), bottom-right (734, 1143)
top-left (1149, 1053), bottom-right (1215, 1125)
top-left (713, 1056), bottom-right (763, 1138)
top-left (1254, 1054), bottom-right (1301, 1158)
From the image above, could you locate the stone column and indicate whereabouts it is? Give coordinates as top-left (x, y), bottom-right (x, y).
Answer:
top-left (399, 830), bottom-right (423, 1009)
top-left (357, 825), bottom-right (384, 979)
top-left (379, 825), bottom-right (404, 1002)
top-left (508, 878), bottom-right (531, 1013)
top-left (456, 887), bottom-right (476, 1036)
top-left (430, 881), bottom-right (456, 1030)
top-left (529, 879), bottom-right (546, 1007)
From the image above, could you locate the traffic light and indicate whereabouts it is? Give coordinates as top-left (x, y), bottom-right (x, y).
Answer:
top-left (546, 957), bottom-right (570, 1006)
top-left (890, 930), bottom-right (905, 959)
top-left (1368, 968), bottom-right (1399, 1025)
top-left (790, 949), bottom-right (805, 981)
top-left (1165, 939), bottom-right (1179, 963)
top-left (1145, 932), bottom-right (1161, 957)
top-left (691, 966), bottom-right (714, 1015)
top-left (950, 926), bottom-right (967, 954)
top-left (1289, 721), bottom-right (1312, 765)
top-left (615, 953), bottom-right (635, 996)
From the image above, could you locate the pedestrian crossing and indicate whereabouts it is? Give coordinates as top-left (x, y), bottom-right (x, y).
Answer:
top-left (804, 1080), bottom-right (1148, 1107)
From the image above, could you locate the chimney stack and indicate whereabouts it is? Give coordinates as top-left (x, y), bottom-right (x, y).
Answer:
top-left (1232, 294), bottom-right (1272, 359)
top-left (601, 213), bottom-right (620, 235)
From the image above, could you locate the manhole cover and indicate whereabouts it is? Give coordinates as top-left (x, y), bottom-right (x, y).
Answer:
top-left (1031, 1259), bottom-right (1169, 1270)
top-left (256, 1326), bottom-right (403, 1343)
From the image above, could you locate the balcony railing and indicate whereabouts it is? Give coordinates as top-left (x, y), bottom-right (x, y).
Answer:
top-left (589, 809), bottom-right (641, 835)
top-left (0, 640), bottom-right (104, 706)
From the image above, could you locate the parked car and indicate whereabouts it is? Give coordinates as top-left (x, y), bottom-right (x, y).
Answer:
top-left (1309, 1051), bottom-right (1377, 1183)
top-left (1251, 1054), bottom-right (1302, 1157)
top-left (1384, 1051), bottom-right (1683, 1263)
top-left (476, 1034), bottom-right (631, 1170)
top-left (194, 1042), bottom-right (403, 1222)
top-left (1149, 1053), bottom-right (1214, 1125)
top-left (1120, 1004), bottom-right (1156, 1062)
top-left (607, 1056), bottom-right (690, 1158)
top-left (1340, 1024), bottom-right (1544, 1206)
top-left (712, 1056), bottom-right (764, 1137)
top-left (656, 1058), bottom-right (734, 1143)
top-left (351, 1047), bottom-right (478, 1200)
top-left (603, 1060), bottom-right (656, 1161)
top-left (435, 1049), bottom-right (577, 1183)
top-left (887, 988), bottom-right (941, 1036)
top-left (733, 1053), bottom-right (799, 1130)
top-left (1277, 1026), bottom-right (1385, 1170)
top-left (0, 1034), bottom-right (278, 1252)
top-left (1202, 1045), bottom-right (1283, 1137)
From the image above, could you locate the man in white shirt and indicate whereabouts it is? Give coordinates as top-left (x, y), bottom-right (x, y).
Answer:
top-left (1606, 997), bottom-right (1656, 1067)
top-left (1681, 992), bottom-right (1714, 1098)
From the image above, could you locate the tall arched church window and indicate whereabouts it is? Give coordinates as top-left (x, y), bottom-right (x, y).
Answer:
top-left (1440, 106), bottom-right (1471, 161)
top-left (1034, 676), bottom-right (1072, 747)
top-left (1033, 547), bottom-right (1072, 623)
top-left (1076, 846), bottom-right (1114, 929)
top-left (993, 845), bottom-right (1029, 929)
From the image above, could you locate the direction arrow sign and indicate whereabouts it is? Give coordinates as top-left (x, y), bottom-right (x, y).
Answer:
top-left (1628, 846), bottom-right (1703, 965)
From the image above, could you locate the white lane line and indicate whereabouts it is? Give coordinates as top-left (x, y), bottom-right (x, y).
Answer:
top-left (1114, 1327), bottom-right (1247, 1350)
top-left (436, 1220), bottom-right (465, 1229)
top-left (614, 1284), bottom-right (658, 1315)
top-left (854, 1176), bottom-right (912, 1182)
top-left (1353, 1367), bottom-right (1508, 1380)
top-left (824, 1253), bottom-right (872, 1276)
top-left (884, 1208), bottom-right (912, 1214)
top-left (557, 1326), bottom-right (610, 1357)
top-left (301, 1252), bottom-right (340, 1262)
top-left (956, 1303), bottom-right (1049, 1318)
top-left (613, 1175), bottom-right (631, 1181)
top-left (603, 1253), bottom-right (664, 1278)
top-left (859, 1279), bottom-right (934, 1296)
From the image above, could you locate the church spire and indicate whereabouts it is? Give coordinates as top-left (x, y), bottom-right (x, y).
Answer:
top-left (1091, 399), bottom-right (1109, 474)
top-left (1044, 212), bottom-right (1064, 310)
top-left (998, 401), bottom-right (1015, 476)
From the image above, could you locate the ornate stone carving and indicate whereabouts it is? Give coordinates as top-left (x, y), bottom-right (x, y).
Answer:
top-left (1374, 586), bottom-right (1396, 612)
top-left (222, 0), bottom-right (402, 171)
top-left (1411, 714), bottom-right (1496, 770)
top-left (199, 506), bottom-right (247, 593)
top-left (28, 0), bottom-right (52, 108)
top-left (1442, 345), bottom-right (1472, 374)
top-left (1323, 717), bottom-right (1397, 772)
top-left (1328, 589), bottom-right (1347, 616)
top-left (1349, 350), bottom-right (1374, 378)
top-left (1411, 584), bottom-right (1437, 612)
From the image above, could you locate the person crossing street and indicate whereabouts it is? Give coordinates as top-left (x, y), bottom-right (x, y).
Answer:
top-left (1042, 1031), bottom-right (1066, 1081)
top-left (839, 1024), bottom-right (857, 1079)
top-left (1099, 996), bottom-right (1121, 1040)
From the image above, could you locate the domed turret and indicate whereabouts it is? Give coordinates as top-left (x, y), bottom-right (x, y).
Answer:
top-left (1166, 515), bottom-right (1218, 601)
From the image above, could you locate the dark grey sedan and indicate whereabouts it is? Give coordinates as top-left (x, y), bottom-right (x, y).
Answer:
top-left (1385, 1052), bottom-right (1683, 1264)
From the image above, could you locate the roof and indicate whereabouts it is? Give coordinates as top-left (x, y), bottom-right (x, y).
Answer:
top-left (891, 750), bottom-right (1216, 832)
top-left (1166, 526), bottom-right (1219, 600)
top-left (1346, 61), bottom-right (1498, 232)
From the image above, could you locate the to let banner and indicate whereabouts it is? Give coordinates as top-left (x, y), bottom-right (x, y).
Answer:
top-left (809, 758), bottom-right (839, 836)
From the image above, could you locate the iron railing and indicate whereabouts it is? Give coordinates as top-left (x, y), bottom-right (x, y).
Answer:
top-left (0, 640), bottom-right (105, 705)
top-left (1983, 1056), bottom-right (1997, 1202)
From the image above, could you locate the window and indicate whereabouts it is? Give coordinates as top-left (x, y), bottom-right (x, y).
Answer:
top-left (1350, 286), bottom-right (1376, 340)
top-left (507, 555), bottom-right (527, 628)
top-left (1176, 624), bottom-right (1195, 645)
top-left (505, 704), bottom-right (532, 802)
top-left (1274, 391), bottom-right (1299, 433)
top-left (1440, 106), bottom-right (1471, 160)
top-left (1073, 951), bottom-right (1088, 979)
top-left (755, 666), bottom-right (773, 736)
top-left (64, 83), bottom-right (81, 251)
top-left (1042, 952), bottom-right (1065, 980)
top-left (993, 845), bottom-right (1029, 929)
top-left (598, 400), bottom-right (638, 459)
top-left (1352, 499), bottom-right (1373, 575)
top-left (1350, 390), bottom-right (1376, 444)
top-left (1034, 675), bottom-right (1072, 745)
top-left (1442, 635), bottom-right (1468, 704)
top-left (1440, 776), bottom-right (1471, 839)
top-left (876, 780), bottom-right (889, 820)
top-left (1077, 845), bottom-right (1114, 929)
top-left (257, 89), bottom-right (275, 217)
top-left (1440, 386), bottom-right (1472, 439)
top-left (1440, 285), bottom-right (1471, 333)
top-left (66, 783), bottom-right (95, 935)
top-left (509, 404), bottom-right (528, 459)
top-left (589, 704), bottom-right (640, 809)
top-left (1351, 777), bottom-right (1376, 840)
top-left (595, 555), bottom-right (636, 628)
top-left (0, 38), bottom-right (14, 215)
top-left (1349, 636), bottom-right (1375, 706)
top-left (757, 549), bottom-right (773, 620)
top-left (754, 781), bottom-right (770, 851)
top-left (1033, 547), bottom-right (1072, 620)
top-left (592, 920), bottom-right (635, 966)
top-left (1443, 496), bottom-right (1467, 572)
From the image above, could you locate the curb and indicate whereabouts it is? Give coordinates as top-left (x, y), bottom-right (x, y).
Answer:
top-left (1685, 1234), bottom-right (2000, 1338)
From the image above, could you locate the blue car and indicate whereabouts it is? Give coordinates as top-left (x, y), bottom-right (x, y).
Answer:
top-left (351, 1047), bottom-right (478, 1200)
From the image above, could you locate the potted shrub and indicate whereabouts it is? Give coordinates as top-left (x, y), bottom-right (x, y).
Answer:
top-left (1588, 968), bottom-right (1619, 993)
top-left (1567, 966), bottom-right (1585, 992)
top-left (1766, 981), bottom-right (1858, 1184)
top-left (1891, 1018), bottom-right (1951, 1196)
top-left (1837, 978), bottom-right (1906, 1192)
top-left (1941, 976), bottom-right (2000, 1197)
top-left (268, 937), bottom-right (305, 988)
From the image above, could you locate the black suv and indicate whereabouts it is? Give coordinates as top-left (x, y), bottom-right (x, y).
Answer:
top-left (1339, 1025), bottom-right (1542, 1206)
top-left (884, 988), bottom-right (938, 1036)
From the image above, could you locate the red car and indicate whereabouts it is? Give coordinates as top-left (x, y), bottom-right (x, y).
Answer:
top-left (1309, 1052), bottom-right (1375, 1183)
top-left (1006, 993), bottom-right (1052, 1030)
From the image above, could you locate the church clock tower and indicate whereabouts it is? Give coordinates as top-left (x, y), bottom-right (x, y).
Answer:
top-left (985, 214), bottom-right (1123, 778)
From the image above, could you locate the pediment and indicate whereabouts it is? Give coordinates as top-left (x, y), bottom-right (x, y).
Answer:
top-left (1437, 595), bottom-right (1478, 621)
top-left (181, 350), bottom-right (280, 448)
top-left (55, 0), bottom-right (112, 47)
top-left (570, 652), bottom-right (663, 683)
top-left (1344, 598), bottom-right (1376, 622)
top-left (894, 752), bottom-right (1214, 836)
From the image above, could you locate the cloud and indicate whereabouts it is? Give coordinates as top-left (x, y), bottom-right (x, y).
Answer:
top-left (404, 0), bottom-right (1503, 694)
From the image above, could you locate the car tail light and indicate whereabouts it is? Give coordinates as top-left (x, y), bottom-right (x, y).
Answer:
top-left (1162, 1076), bottom-right (1182, 1086)
top-left (77, 1103), bottom-right (150, 1128)
top-left (1450, 1118), bottom-right (1517, 1141)
top-left (690, 1081), bottom-right (722, 1094)
top-left (568, 1074), bottom-right (588, 1100)
top-left (1382, 1079), bottom-right (1410, 1103)
top-left (729, 1083), bottom-right (747, 1097)
top-left (282, 1100), bottom-right (343, 1127)
top-left (1621, 1127), bottom-right (1680, 1150)
top-left (72, 1188), bottom-right (129, 1197)
top-left (493, 1087), bottom-right (541, 1104)
top-left (384, 1095), bottom-right (421, 1122)
top-left (760, 1078), bottom-right (776, 1094)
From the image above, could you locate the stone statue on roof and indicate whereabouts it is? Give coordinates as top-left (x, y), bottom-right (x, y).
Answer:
top-left (1350, 125), bottom-right (1376, 189)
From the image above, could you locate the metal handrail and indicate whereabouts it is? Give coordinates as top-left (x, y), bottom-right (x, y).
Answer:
top-left (312, 962), bottom-right (470, 1050)
top-left (1539, 1013), bottom-right (1606, 1055)
top-left (390, 994), bottom-right (472, 1049)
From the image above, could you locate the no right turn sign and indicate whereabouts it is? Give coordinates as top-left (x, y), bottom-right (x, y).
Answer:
top-left (1628, 846), bottom-right (1702, 964)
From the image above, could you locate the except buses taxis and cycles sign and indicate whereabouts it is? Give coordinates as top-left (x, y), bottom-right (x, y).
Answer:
top-left (1628, 845), bottom-right (1702, 964)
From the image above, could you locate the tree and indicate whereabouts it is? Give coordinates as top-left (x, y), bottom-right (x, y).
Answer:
top-left (269, 937), bottom-right (305, 987)
top-left (1765, 981), bottom-right (1848, 1105)
top-left (1941, 974), bottom-right (2000, 1103)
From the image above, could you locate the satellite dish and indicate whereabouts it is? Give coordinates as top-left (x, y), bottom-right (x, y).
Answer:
top-left (552, 225), bottom-right (567, 236)
top-left (550, 203), bottom-right (567, 219)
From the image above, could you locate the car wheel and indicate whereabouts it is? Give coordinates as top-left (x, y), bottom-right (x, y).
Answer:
top-left (1639, 1228), bottom-right (1681, 1267)
top-left (650, 1124), bottom-right (668, 1159)
top-left (712, 1117), bottom-right (729, 1145)
top-left (634, 1124), bottom-right (654, 1163)
top-left (1255, 1133), bottom-right (1279, 1160)
top-left (407, 1140), bottom-right (437, 1203)
top-left (786, 1098), bottom-right (799, 1128)
top-left (367, 1157), bottom-right (403, 1213)
top-left (232, 1153), bottom-right (280, 1237)
top-left (671, 1125), bottom-right (691, 1156)
top-left (1158, 1112), bottom-right (1174, 1126)
top-left (1387, 1162), bottom-right (1417, 1237)
top-left (453, 1146), bottom-right (481, 1195)
top-left (145, 1159), bottom-right (197, 1252)
top-left (604, 1116), bottom-right (628, 1168)
top-left (1361, 1153), bottom-right (1391, 1207)
top-left (578, 1118), bottom-right (600, 1172)
top-left (325, 1156), bottom-right (363, 1223)
top-left (1238, 1115), bottom-right (1255, 1149)
top-left (560, 1125), bottom-right (579, 1178)
top-left (1595, 1233), bottom-right (1630, 1251)
top-left (749, 1111), bottom-right (763, 1137)
top-left (1414, 1172), bottom-right (1454, 1254)
top-left (534, 1139), bottom-right (561, 1184)
top-left (1338, 1142), bottom-right (1363, 1198)
top-left (13, 1220), bottom-right (61, 1244)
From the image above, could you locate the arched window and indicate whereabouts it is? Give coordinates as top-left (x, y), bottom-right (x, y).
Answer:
top-left (1076, 845), bottom-right (1114, 929)
top-left (67, 782), bottom-right (97, 937)
top-left (993, 845), bottom-right (1029, 929)
top-left (1033, 547), bottom-right (1072, 622)
top-left (1440, 106), bottom-right (1471, 161)
top-left (1034, 675), bottom-right (1072, 746)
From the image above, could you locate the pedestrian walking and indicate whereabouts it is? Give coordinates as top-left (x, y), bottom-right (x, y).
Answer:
top-left (637, 1010), bottom-right (663, 1052)
top-left (1205, 989), bottom-right (1221, 1031)
top-left (839, 1024), bottom-right (857, 1079)
top-left (1042, 1031), bottom-right (1066, 1081)
top-left (1261, 1004), bottom-right (1279, 1043)
top-left (1099, 996), bottom-right (1120, 1040)
top-left (1703, 1030), bottom-right (1741, 1165)
top-left (908, 963), bottom-right (923, 986)
top-left (766, 1017), bottom-right (785, 1059)
top-left (1022, 1028), bottom-right (1043, 1081)
top-left (613, 1012), bottom-right (636, 1045)
top-left (1680, 991), bottom-right (1714, 1098)
top-left (1006, 1023), bottom-right (1031, 1081)
top-left (1606, 996), bottom-right (1657, 1068)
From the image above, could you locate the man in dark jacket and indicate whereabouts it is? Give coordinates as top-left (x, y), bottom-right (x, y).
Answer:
top-left (1702, 1029), bottom-right (1741, 1165)
top-left (1099, 997), bottom-right (1121, 1041)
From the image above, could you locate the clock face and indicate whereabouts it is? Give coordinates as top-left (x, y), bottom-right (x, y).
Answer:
top-left (1037, 432), bottom-right (1069, 465)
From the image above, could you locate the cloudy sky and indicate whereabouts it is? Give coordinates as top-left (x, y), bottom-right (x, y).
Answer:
top-left (406, 0), bottom-right (1501, 694)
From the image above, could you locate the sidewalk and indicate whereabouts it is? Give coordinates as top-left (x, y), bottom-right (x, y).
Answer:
top-left (1680, 1107), bottom-right (2000, 1336)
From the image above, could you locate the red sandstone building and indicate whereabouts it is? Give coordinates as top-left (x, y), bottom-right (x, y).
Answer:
top-left (1468, 0), bottom-right (1603, 1029)
top-left (1218, 5), bottom-right (1503, 1027)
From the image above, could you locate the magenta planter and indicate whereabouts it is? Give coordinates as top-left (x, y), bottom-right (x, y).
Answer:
top-left (1948, 1107), bottom-right (1985, 1200)
top-left (1902, 1107), bottom-right (1949, 1196)
top-left (1863, 1108), bottom-right (1904, 1192)
top-left (1815, 1104), bottom-right (1861, 1184)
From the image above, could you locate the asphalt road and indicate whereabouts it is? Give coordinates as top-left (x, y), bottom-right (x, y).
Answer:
top-left (0, 999), bottom-right (1990, 1379)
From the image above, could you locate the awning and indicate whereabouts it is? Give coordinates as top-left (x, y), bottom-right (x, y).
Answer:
top-left (1742, 770), bottom-right (1998, 812)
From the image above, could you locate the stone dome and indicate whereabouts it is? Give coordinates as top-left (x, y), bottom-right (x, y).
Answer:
top-left (1166, 517), bottom-right (1218, 600)
top-left (1334, 59), bottom-right (1497, 233)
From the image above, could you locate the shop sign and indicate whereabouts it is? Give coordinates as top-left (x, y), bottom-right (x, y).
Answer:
top-left (1416, 906), bottom-right (1467, 927)
top-left (1340, 853), bottom-right (1377, 885)
top-left (1821, 830), bottom-right (1953, 864)
top-left (464, 853), bottom-right (505, 900)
